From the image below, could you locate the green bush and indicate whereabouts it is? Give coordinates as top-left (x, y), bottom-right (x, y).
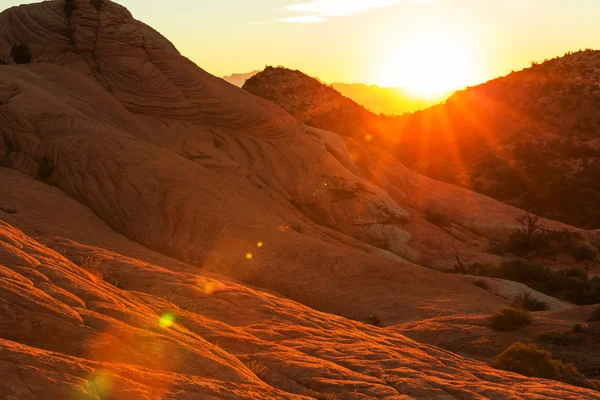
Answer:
top-left (489, 307), bottom-right (532, 331)
top-left (511, 291), bottom-right (548, 311)
top-left (491, 342), bottom-right (599, 390)
top-left (10, 44), bottom-right (32, 64)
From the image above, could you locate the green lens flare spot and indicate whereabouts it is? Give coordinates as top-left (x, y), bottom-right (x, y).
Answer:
top-left (159, 312), bottom-right (176, 328)
top-left (89, 370), bottom-right (112, 398)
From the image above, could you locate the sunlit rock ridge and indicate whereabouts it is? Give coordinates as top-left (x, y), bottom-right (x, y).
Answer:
top-left (0, 1), bottom-right (599, 398)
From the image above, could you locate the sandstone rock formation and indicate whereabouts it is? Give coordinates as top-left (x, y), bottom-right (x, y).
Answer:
top-left (1, 1), bottom-right (599, 398)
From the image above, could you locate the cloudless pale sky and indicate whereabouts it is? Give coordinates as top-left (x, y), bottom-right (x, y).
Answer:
top-left (2, 0), bottom-right (600, 93)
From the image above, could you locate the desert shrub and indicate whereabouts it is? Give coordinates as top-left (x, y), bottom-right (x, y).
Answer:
top-left (568, 246), bottom-right (597, 262)
top-left (491, 343), bottom-right (598, 390)
top-left (501, 230), bottom-right (552, 257)
top-left (537, 330), bottom-right (570, 346)
top-left (493, 215), bottom-right (597, 260)
top-left (37, 156), bottom-right (55, 180)
top-left (492, 343), bottom-right (555, 379)
top-left (10, 44), bottom-right (32, 64)
top-left (546, 230), bottom-right (597, 261)
top-left (560, 267), bottom-right (588, 279)
top-left (464, 260), bottom-right (600, 306)
top-left (0, 55), bottom-right (11, 65)
top-left (590, 307), bottom-right (600, 322)
top-left (247, 360), bottom-right (267, 379)
top-left (489, 307), bottom-right (532, 331)
top-left (511, 291), bottom-right (548, 311)
top-left (473, 279), bottom-right (490, 291)
top-left (64, 0), bottom-right (77, 16)
top-left (500, 260), bottom-right (552, 283)
top-left (365, 315), bottom-right (382, 327)
top-left (425, 209), bottom-right (450, 227)
top-left (90, 0), bottom-right (105, 10)
top-left (572, 324), bottom-right (585, 333)
top-left (80, 257), bottom-right (103, 279)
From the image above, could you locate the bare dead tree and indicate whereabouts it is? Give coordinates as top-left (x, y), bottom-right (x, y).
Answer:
top-left (515, 213), bottom-right (544, 245)
top-left (452, 244), bottom-right (467, 274)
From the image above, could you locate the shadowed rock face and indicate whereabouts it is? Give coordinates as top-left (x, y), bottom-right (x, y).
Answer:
top-left (1, 1), bottom-right (600, 398)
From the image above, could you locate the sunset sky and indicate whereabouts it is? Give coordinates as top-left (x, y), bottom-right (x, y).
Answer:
top-left (3, 0), bottom-right (600, 95)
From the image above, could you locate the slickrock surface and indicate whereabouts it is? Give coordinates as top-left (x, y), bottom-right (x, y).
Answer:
top-left (1, 218), bottom-right (599, 399)
top-left (395, 305), bottom-right (600, 384)
top-left (0, 1), bottom-right (599, 398)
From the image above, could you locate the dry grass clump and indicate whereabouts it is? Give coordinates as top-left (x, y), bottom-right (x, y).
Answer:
top-left (511, 291), bottom-right (548, 311)
top-left (247, 360), bottom-right (267, 380)
top-left (489, 307), bottom-right (532, 331)
top-left (80, 256), bottom-right (103, 279)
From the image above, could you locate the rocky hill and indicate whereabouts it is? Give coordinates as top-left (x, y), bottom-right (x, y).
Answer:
top-left (0, 1), bottom-right (599, 398)
top-left (226, 70), bottom-right (439, 115)
top-left (244, 54), bottom-right (600, 229)
top-left (243, 67), bottom-right (378, 140)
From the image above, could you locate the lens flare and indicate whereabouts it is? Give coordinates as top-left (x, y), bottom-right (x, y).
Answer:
top-left (89, 370), bottom-right (113, 398)
top-left (159, 312), bottom-right (176, 328)
top-left (257, 241), bottom-right (264, 248)
top-left (246, 252), bottom-right (253, 260)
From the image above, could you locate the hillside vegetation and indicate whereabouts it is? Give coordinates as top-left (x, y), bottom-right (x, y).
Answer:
top-left (244, 52), bottom-right (600, 229)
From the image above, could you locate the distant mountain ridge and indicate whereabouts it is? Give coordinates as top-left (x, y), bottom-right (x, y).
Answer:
top-left (243, 51), bottom-right (600, 229)
top-left (222, 70), bottom-right (261, 87)
top-left (330, 82), bottom-right (446, 114)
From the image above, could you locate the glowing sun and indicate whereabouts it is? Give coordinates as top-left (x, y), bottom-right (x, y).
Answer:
top-left (379, 35), bottom-right (474, 98)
